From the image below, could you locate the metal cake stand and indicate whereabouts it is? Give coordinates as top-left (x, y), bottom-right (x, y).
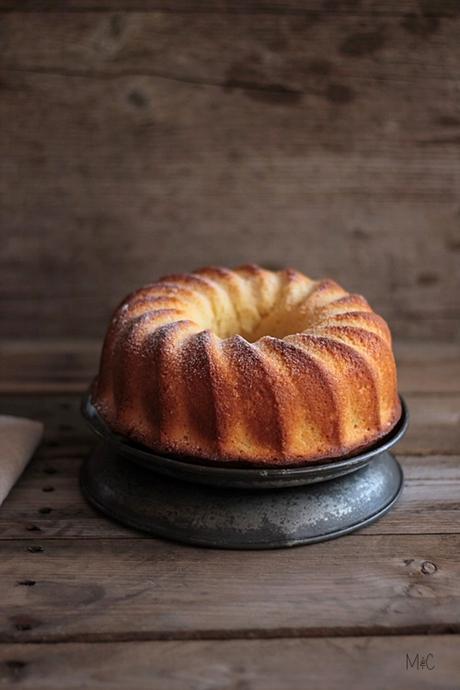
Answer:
top-left (80, 396), bottom-right (408, 549)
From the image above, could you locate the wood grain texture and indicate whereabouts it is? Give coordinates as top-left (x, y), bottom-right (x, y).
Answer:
top-left (1, 1), bottom-right (459, 12)
top-left (1, 4), bottom-right (460, 339)
top-left (1, 451), bottom-right (459, 540)
top-left (1, 535), bottom-right (460, 642)
top-left (394, 341), bottom-right (460, 395)
top-left (0, 636), bottom-right (458, 690)
top-left (0, 341), bottom-right (99, 394)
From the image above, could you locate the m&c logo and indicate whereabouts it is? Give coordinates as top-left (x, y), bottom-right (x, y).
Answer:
top-left (405, 653), bottom-right (435, 671)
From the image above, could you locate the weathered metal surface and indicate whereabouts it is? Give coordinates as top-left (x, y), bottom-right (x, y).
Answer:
top-left (80, 446), bottom-right (404, 549)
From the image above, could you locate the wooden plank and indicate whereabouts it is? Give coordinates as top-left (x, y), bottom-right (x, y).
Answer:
top-left (0, 636), bottom-right (458, 690)
top-left (4, 391), bottom-right (459, 454)
top-left (0, 341), bottom-right (100, 394)
top-left (1, 10), bottom-right (460, 340)
top-left (1, 340), bottom-right (459, 394)
top-left (0, 451), bottom-right (134, 540)
top-left (0, 396), bottom-right (91, 445)
top-left (397, 394), bottom-right (460, 456)
top-left (0, 0), bottom-right (452, 13)
top-left (394, 341), bottom-right (460, 394)
top-left (364, 455), bottom-right (460, 535)
top-left (1, 534), bottom-right (459, 641)
top-left (0, 1), bottom-right (459, 14)
top-left (1, 452), bottom-right (459, 540)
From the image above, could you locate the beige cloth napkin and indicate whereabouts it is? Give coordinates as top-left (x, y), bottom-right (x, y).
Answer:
top-left (0, 415), bottom-right (44, 506)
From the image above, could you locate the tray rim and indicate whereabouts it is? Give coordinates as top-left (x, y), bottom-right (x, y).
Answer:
top-left (81, 393), bottom-right (408, 487)
top-left (80, 447), bottom-right (404, 549)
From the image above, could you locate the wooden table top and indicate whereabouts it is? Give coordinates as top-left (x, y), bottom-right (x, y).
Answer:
top-left (0, 340), bottom-right (459, 689)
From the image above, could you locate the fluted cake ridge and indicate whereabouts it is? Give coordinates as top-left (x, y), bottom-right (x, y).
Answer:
top-left (93, 264), bottom-right (401, 466)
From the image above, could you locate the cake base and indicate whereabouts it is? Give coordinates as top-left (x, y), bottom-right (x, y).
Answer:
top-left (80, 444), bottom-right (403, 549)
top-left (81, 395), bottom-right (408, 489)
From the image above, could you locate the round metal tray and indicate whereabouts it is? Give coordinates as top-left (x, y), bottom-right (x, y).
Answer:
top-left (82, 394), bottom-right (408, 489)
top-left (80, 444), bottom-right (404, 549)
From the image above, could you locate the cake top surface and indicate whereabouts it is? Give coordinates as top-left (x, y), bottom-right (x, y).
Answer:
top-left (112, 264), bottom-right (384, 347)
top-left (93, 264), bottom-right (398, 465)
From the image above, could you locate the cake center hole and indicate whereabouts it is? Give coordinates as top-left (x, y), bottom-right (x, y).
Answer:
top-left (212, 306), bottom-right (314, 342)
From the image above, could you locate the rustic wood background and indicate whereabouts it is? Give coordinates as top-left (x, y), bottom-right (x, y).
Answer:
top-left (1, 5), bottom-right (460, 687)
top-left (1, 0), bottom-right (459, 343)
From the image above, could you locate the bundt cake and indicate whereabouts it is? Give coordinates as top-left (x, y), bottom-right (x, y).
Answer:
top-left (92, 265), bottom-right (401, 466)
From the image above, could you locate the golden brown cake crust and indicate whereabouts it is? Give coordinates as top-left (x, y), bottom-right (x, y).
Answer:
top-left (92, 265), bottom-right (401, 466)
